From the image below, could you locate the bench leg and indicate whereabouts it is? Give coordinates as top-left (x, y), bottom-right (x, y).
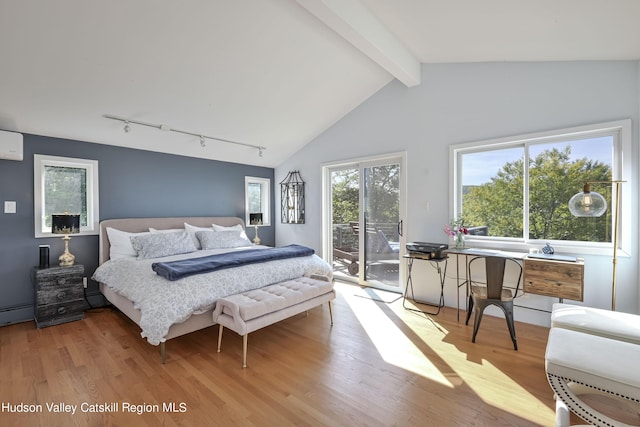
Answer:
top-left (242, 334), bottom-right (248, 368)
top-left (555, 396), bottom-right (570, 427)
top-left (217, 325), bottom-right (223, 352)
top-left (328, 301), bottom-right (334, 326)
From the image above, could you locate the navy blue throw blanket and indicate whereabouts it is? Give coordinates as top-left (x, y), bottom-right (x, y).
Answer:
top-left (152, 244), bottom-right (315, 281)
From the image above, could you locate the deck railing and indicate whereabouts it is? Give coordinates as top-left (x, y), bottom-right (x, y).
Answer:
top-left (333, 222), bottom-right (399, 249)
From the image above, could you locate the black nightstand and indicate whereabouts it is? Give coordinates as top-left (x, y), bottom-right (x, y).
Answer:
top-left (33, 264), bottom-right (85, 328)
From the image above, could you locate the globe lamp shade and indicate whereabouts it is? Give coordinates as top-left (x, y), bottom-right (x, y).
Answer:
top-left (568, 183), bottom-right (607, 217)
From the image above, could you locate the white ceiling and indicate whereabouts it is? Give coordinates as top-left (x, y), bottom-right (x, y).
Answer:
top-left (1, 0), bottom-right (639, 167)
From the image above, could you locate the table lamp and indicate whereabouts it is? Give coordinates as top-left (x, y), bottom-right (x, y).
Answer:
top-left (51, 213), bottom-right (80, 266)
top-left (249, 213), bottom-right (263, 245)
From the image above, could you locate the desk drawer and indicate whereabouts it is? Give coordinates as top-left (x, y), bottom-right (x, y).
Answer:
top-left (523, 259), bottom-right (584, 301)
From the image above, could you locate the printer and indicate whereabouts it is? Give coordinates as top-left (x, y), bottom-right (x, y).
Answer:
top-left (406, 242), bottom-right (448, 259)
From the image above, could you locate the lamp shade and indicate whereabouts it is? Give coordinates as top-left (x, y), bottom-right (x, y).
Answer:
top-left (249, 213), bottom-right (263, 225)
top-left (51, 214), bottom-right (80, 234)
top-left (568, 183), bottom-right (607, 217)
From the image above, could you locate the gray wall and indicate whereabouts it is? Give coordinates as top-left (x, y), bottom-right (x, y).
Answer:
top-left (0, 133), bottom-right (274, 324)
top-left (276, 60), bottom-right (640, 325)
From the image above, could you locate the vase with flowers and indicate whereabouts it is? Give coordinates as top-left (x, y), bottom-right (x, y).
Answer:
top-left (444, 216), bottom-right (468, 249)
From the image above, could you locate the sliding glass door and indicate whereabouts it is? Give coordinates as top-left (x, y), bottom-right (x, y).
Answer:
top-left (361, 160), bottom-right (402, 290)
top-left (325, 153), bottom-right (405, 292)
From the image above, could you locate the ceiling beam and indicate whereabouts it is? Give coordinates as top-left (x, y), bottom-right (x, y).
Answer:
top-left (296, 0), bottom-right (421, 87)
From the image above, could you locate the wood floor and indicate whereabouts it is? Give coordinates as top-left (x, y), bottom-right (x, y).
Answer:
top-left (1, 281), bottom-right (559, 427)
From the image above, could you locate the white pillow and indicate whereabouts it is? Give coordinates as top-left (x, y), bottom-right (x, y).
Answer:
top-left (106, 227), bottom-right (150, 260)
top-left (184, 223), bottom-right (213, 249)
top-left (149, 227), bottom-right (183, 233)
top-left (130, 231), bottom-right (197, 260)
top-left (212, 223), bottom-right (249, 240)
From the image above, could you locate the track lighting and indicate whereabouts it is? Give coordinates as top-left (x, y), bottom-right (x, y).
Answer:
top-left (104, 114), bottom-right (266, 157)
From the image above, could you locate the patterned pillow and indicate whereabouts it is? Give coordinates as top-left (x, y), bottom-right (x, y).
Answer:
top-left (184, 222), bottom-right (212, 249)
top-left (196, 230), bottom-right (253, 250)
top-left (130, 231), bottom-right (197, 260)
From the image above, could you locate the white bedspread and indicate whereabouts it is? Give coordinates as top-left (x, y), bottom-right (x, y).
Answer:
top-left (92, 247), bottom-right (332, 345)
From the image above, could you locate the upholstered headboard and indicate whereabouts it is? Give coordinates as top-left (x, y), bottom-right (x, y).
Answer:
top-left (98, 217), bottom-right (245, 265)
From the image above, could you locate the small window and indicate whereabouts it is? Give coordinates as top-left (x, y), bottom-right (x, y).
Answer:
top-left (245, 176), bottom-right (270, 226)
top-left (34, 155), bottom-right (99, 237)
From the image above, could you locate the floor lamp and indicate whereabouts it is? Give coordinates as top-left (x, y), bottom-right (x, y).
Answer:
top-left (568, 180), bottom-right (624, 311)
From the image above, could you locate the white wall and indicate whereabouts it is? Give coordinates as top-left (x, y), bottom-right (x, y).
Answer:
top-left (276, 61), bottom-right (640, 326)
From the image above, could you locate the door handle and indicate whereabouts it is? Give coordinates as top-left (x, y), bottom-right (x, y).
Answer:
top-left (398, 220), bottom-right (403, 237)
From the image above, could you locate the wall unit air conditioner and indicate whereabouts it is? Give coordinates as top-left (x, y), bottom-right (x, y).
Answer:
top-left (0, 129), bottom-right (23, 161)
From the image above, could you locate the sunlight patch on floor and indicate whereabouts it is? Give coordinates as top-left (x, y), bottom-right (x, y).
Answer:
top-left (337, 282), bottom-right (555, 424)
top-left (343, 287), bottom-right (453, 387)
top-left (463, 358), bottom-right (555, 423)
top-left (398, 301), bottom-right (555, 423)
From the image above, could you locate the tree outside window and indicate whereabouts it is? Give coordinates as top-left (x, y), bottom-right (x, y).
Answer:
top-left (44, 165), bottom-right (88, 228)
top-left (34, 154), bottom-right (99, 237)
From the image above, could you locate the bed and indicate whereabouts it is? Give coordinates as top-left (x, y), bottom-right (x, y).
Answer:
top-left (93, 216), bottom-right (333, 362)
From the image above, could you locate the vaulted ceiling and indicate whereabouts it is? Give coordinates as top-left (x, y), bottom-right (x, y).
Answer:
top-left (2, 0), bottom-right (639, 167)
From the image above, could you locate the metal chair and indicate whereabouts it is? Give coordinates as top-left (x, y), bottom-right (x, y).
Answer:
top-left (465, 256), bottom-right (522, 350)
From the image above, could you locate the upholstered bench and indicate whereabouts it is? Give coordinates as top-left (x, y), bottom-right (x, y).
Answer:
top-left (546, 304), bottom-right (640, 426)
top-left (212, 275), bottom-right (335, 367)
top-left (551, 302), bottom-right (640, 344)
top-left (546, 327), bottom-right (640, 426)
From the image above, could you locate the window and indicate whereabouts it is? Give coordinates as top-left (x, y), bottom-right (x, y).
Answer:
top-left (245, 176), bottom-right (270, 226)
top-left (34, 155), bottom-right (99, 237)
top-left (450, 120), bottom-right (631, 254)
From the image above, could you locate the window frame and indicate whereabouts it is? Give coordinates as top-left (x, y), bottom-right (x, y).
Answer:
top-left (449, 119), bottom-right (632, 256)
top-left (34, 154), bottom-right (100, 238)
top-left (245, 176), bottom-right (271, 227)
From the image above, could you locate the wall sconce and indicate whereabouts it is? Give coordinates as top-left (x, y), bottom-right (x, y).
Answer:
top-left (280, 171), bottom-right (305, 224)
top-left (51, 213), bottom-right (80, 266)
top-left (249, 213), bottom-right (263, 245)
